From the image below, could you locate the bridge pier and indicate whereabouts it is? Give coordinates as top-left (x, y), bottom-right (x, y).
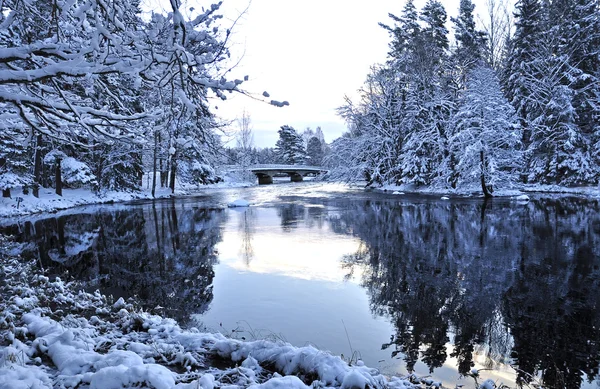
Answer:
top-left (290, 173), bottom-right (303, 182)
top-left (258, 175), bottom-right (273, 185)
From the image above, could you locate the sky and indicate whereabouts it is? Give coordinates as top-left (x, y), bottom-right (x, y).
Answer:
top-left (148, 0), bottom-right (498, 148)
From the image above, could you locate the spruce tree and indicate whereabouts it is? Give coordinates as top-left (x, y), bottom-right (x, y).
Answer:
top-left (452, 0), bottom-right (488, 78)
top-left (275, 126), bottom-right (307, 165)
top-left (451, 66), bottom-right (521, 195)
top-left (504, 0), bottom-right (544, 132)
top-left (306, 137), bottom-right (325, 166)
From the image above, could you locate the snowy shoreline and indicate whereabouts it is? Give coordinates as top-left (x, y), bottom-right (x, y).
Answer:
top-left (372, 183), bottom-right (600, 199)
top-left (2, 179), bottom-right (599, 220)
top-left (0, 180), bottom-right (256, 219)
top-left (0, 242), bottom-right (427, 389)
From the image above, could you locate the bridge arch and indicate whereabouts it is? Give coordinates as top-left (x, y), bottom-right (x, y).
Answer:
top-left (247, 165), bottom-right (327, 185)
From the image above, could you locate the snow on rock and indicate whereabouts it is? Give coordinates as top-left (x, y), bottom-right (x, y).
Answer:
top-left (248, 376), bottom-right (310, 389)
top-left (228, 199), bottom-right (250, 208)
top-left (392, 191), bottom-right (404, 195)
top-left (480, 379), bottom-right (496, 389)
top-left (0, 364), bottom-right (52, 389)
top-left (89, 364), bottom-right (175, 389)
top-left (514, 194), bottom-right (530, 202)
top-left (441, 196), bottom-right (450, 200)
top-left (341, 370), bottom-right (369, 388)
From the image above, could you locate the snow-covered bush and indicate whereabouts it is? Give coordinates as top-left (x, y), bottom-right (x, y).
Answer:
top-left (44, 151), bottom-right (97, 189)
top-left (60, 157), bottom-right (98, 188)
top-left (187, 161), bottom-right (222, 185)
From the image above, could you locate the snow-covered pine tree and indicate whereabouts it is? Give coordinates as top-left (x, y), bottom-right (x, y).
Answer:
top-left (451, 0), bottom-right (488, 84)
top-left (503, 0), bottom-right (544, 152)
top-left (0, 127), bottom-right (31, 197)
top-left (275, 126), bottom-right (307, 165)
top-left (400, 0), bottom-right (454, 187)
top-left (522, 44), bottom-right (594, 185)
top-left (306, 137), bottom-right (325, 166)
top-left (549, 0), bottom-right (600, 180)
top-left (451, 66), bottom-right (521, 195)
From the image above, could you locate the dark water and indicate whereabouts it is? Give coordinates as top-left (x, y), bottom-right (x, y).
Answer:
top-left (2, 183), bottom-right (599, 388)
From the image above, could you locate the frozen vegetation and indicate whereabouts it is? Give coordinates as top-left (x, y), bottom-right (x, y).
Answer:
top-left (0, 238), bottom-right (425, 389)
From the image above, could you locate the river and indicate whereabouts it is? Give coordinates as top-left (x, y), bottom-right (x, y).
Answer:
top-left (2, 182), bottom-right (599, 389)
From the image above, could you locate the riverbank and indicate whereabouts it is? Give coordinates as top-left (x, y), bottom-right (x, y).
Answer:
top-left (0, 238), bottom-right (425, 389)
top-left (0, 178), bottom-right (255, 219)
top-left (374, 183), bottom-right (600, 199)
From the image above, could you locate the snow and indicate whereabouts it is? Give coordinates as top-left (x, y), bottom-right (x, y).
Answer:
top-left (479, 379), bottom-right (496, 389)
top-left (513, 194), bottom-right (530, 202)
top-left (0, 253), bottom-right (420, 389)
top-left (441, 196), bottom-right (450, 200)
top-left (0, 172), bottom-right (256, 218)
top-left (228, 199), bottom-right (251, 208)
top-left (392, 191), bottom-right (404, 195)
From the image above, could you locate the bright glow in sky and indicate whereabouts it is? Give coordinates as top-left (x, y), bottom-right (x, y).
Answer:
top-left (147, 0), bottom-right (497, 147)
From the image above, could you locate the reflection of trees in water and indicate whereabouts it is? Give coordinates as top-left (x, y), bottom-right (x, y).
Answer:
top-left (276, 201), bottom-right (328, 232)
top-left (238, 208), bottom-right (256, 266)
top-left (7, 203), bottom-right (227, 324)
top-left (333, 198), bottom-right (600, 388)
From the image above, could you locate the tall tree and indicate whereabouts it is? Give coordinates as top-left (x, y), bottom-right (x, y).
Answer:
top-left (504, 0), bottom-right (544, 137)
top-left (452, 0), bottom-right (488, 80)
top-left (306, 137), bottom-right (325, 166)
top-left (480, 0), bottom-right (512, 69)
top-left (236, 110), bottom-right (255, 169)
top-left (451, 66), bottom-right (521, 195)
top-left (275, 126), bottom-right (306, 165)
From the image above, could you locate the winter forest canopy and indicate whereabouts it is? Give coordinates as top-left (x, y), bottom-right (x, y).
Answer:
top-left (0, 0), bottom-right (599, 198)
top-left (0, 0), bottom-right (290, 198)
top-left (327, 0), bottom-right (600, 195)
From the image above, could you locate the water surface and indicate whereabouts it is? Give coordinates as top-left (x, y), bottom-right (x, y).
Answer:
top-left (2, 182), bottom-right (599, 388)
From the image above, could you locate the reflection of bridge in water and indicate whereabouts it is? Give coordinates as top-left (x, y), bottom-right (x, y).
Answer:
top-left (247, 165), bottom-right (328, 184)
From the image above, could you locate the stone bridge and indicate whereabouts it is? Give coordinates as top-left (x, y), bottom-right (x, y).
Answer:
top-left (248, 164), bottom-right (327, 184)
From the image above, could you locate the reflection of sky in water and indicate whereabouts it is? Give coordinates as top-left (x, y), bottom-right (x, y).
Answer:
top-left (6, 183), bottom-right (600, 389)
top-left (195, 206), bottom-right (519, 387)
top-left (217, 208), bottom-right (362, 282)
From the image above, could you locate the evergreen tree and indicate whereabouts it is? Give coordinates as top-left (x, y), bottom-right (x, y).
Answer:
top-left (523, 45), bottom-right (594, 185)
top-left (452, 0), bottom-right (488, 81)
top-left (504, 0), bottom-right (544, 136)
top-left (451, 66), bottom-right (521, 195)
top-left (275, 126), bottom-right (307, 165)
top-left (306, 137), bottom-right (325, 166)
top-left (380, 0), bottom-right (420, 60)
top-left (0, 128), bottom-right (31, 197)
top-left (420, 0), bottom-right (450, 65)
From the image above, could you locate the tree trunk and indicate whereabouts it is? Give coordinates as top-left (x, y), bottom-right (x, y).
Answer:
top-left (152, 131), bottom-right (158, 198)
top-left (55, 159), bottom-right (63, 196)
top-left (480, 150), bottom-right (492, 198)
top-left (169, 154), bottom-right (177, 193)
top-left (158, 132), bottom-right (167, 188)
top-left (33, 134), bottom-right (43, 198)
top-left (0, 157), bottom-right (9, 198)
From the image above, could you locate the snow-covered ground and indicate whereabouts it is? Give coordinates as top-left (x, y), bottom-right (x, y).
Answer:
top-left (0, 173), bottom-right (256, 218)
top-left (375, 183), bottom-right (600, 199)
top-left (0, 241), bottom-right (426, 389)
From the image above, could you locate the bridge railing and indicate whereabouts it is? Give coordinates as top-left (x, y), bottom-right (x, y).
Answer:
top-left (221, 164), bottom-right (326, 171)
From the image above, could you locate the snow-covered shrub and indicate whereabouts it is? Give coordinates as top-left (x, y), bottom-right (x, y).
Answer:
top-left (91, 143), bottom-right (143, 192)
top-left (44, 151), bottom-right (97, 189)
top-left (188, 161), bottom-right (222, 185)
top-left (60, 157), bottom-right (97, 188)
top-left (0, 172), bottom-right (31, 192)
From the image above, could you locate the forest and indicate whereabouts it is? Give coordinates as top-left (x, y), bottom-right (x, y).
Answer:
top-left (0, 0), bottom-right (290, 199)
top-left (326, 0), bottom-right (600, 195)
top-left (0, 0), bottom-right (599, 201)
